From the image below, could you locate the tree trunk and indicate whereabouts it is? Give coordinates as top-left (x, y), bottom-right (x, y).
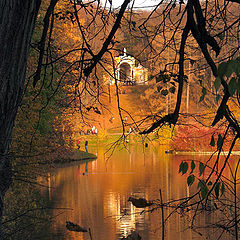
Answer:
top-left (0, 0), bottom-right (41, 237)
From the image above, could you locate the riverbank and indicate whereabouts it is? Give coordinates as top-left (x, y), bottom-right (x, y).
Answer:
top-left (74, 127), bottom-right (173, 147)
top-left (175, 151), bottom-right (240, 156)
top-left (53, 149), bottom-right (97, 164)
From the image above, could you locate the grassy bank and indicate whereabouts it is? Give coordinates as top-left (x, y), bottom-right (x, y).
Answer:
top-left (54, 149), bottom-right (97, 164)
top-left (75, 133), bottom-right (173, 149)
top-left (72, 149), bottom-right (97, 160)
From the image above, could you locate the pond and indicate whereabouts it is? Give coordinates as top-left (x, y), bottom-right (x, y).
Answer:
top-left (40, 144), bottom-right (235, 240)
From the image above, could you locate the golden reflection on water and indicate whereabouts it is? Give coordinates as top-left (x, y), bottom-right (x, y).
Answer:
top-left (43, 145), bottom-right (235, 240)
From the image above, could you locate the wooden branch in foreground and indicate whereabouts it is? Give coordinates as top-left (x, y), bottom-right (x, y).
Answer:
top-left (33, 0), bottom-right (59, 87)
top-left (83, 0), bottom-right (130, 77)
top-left (140, 11), bottom-right (190, 134)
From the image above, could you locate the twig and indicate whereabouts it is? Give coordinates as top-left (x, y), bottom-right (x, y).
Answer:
top-left (83, 0), bottom-right (131, 77)
top-left (234, 159), bottom-right (240, 239)
top-left (89, 227), bottom-right (93, 240)
top-left (160, 189), bottom-right (165, 240)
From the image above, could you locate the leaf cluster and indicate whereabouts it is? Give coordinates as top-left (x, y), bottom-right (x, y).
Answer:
top-left (179, 160), bottom-right (225, 199)
top-left (214, 57), bottom-right (240, 97)
top-left (155, 71), bottom-right (186, 96)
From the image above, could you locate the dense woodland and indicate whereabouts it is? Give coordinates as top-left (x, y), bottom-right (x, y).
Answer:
top-left (0, 0), bottom-right (240, 239)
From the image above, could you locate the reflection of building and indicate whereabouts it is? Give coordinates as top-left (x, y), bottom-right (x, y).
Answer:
top-left (110, 48), bottom-right (148, 85)
top-left (105, 192), bottom-right (145, 239)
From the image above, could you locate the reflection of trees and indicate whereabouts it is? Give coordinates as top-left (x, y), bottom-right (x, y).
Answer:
top-left (45, 146), bottom-right (200, 239)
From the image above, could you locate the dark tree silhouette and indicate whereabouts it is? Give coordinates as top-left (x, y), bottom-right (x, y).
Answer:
top-left (0, 1), bottom-right (41, 234)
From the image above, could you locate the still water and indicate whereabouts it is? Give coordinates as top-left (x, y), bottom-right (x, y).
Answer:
top-left (41, 144), bottom-right (234, 240)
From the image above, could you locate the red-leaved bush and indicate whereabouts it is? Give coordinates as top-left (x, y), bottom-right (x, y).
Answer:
top-left (172, 124), bottom-right (234, 152)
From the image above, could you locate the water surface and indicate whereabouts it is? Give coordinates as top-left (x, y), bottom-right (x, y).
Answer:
top-left (41, 144), bottom-right (234, 240)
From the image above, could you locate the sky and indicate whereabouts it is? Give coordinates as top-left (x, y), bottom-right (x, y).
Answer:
top-left (101, 0), bottom-right (159, 10)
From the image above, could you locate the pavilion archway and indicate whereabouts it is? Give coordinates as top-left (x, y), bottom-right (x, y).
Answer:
top-left (119, 62), bottom-right (133, 85)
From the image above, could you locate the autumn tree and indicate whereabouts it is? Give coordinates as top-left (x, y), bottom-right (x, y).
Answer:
top-left (123, 1), bottom-right (240, 239)
top-left (0, 0), bottom-right (130, 236)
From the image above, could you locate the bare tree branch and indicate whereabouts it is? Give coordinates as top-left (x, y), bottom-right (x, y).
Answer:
top-left (83, 0), bottom-right (130, 77)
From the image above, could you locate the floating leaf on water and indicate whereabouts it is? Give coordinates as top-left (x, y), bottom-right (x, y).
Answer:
top-left (66, 221), bottom-right (88, 232)
top-left (128, 197), bottom-right (153, 208)
top-left (122, 231), bottom-right (142, 240)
